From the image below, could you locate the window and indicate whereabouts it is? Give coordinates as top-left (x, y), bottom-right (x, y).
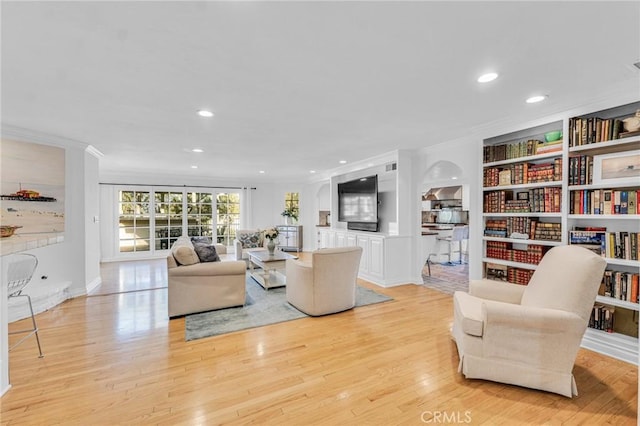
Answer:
top-left (118, 190), bottom-right (150, 252)
top-left (117, 187), bottom-right (237, 255)
top-left (186, 192), bottom-right (214, 238)
top-left (216, 193), bottom-right (240, 246)
top-left (154, 191), bottom-right (183, 250)
top-left (285, 192), bottom-right (299, 218)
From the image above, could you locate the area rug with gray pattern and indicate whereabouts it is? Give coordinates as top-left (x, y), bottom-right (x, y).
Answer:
top-left (185, 277), bottom-right (393, 341)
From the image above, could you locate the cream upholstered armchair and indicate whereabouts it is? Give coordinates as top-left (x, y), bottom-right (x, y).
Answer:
top-left (452, 245), bottom-right (606, 397)
top-left (286, 246), bottom-right (363, 316)
top-left (233, 229), bottom-right (267, 267)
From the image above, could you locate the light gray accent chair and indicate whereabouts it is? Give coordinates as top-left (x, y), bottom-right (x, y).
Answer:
top-left (452, 245), bottom-right (607, 397)
top-left (167, 236), bottom-right (246, 318)
top-left (286, 246), bottom-right (363, 316)
top-left (233, 229), bottom-right (268, 267)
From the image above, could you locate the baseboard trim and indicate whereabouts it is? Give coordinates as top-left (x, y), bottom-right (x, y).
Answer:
top-left (85, 276), bottom-right (102, 294)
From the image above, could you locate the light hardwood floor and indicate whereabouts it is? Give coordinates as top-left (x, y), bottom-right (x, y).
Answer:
top-left (2, 256), bottom-right (637, 425)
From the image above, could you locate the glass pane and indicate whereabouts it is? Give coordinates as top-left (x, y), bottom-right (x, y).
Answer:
top-left (169, 227), bottom-right (182, 238)
top-left (200, 193), bottom-right (212, 203)
top-left (119, 240), bottom-right (135, 252)
top-left (155, 203), bottom-right (169, 214)
top-left (119, 203), bottom-right (135, 215)
top-left (155, 192), bottom-right (168, 202)
top-left (187, 226), bottom-right (199, 237)
top-left (202, 227), bottom-right (213, 237)
top-left (292, 192), bottom-right (299, 201)
top-left (136, 203), bottom-right (150, 214)
top-left (155, 215), bottom-right (168, 226)
top-left (136, 192), bottom-right (150, 203)
top-left (155, 227), bottom-right (168, 238)
top-left (170, 192), bottom-right (182, 203)
top-left (155, 239), bottom-right (169, 250)
top-left (118, 218), bottom-right (134, 228)
top-left (135, 228), bottom-right (150, 239)
top-left (119, 227), bottom-right (136, 238)
top-left (170, 204), bottom-right (183, 214)
top-left (135, 239), bottom-right (150, 251)
top-left (120, 191), bottom-right (134, 202)
top-left (135, 217), bottom-right (150, 228)
top-left (200, 204), bottom-right (212, 215)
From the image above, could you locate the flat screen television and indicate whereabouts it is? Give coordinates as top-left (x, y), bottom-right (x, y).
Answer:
top-left (338, 175), bottom-right (379, 232)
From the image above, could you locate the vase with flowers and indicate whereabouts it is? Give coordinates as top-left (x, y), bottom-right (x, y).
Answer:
top-left (281, 207), bottom-right (298, 225)
top-left (263, 227), bottom-right (279, 255)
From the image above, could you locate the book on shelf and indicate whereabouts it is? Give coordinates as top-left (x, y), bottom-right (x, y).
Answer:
top-left (486, 263), bottom-right (508, 282)
top-left (569, 116), bottom-right (624, 147)
top-left (533, 222), bottom-right (562, 241)
top-left (600, 270), bottom-right (640, 304)
top-left (483, 139), bottom-right (551, 163)
top-left (570, 189), bottom-right (640, 215)
top-left (589, 304), bottom-right (615, 333)
top-left (601, 231), bottom-right (640, 261)
top-left (569, 230), bottom-right (606, 255)
top-left (568, 155), bottom-right (593, 185)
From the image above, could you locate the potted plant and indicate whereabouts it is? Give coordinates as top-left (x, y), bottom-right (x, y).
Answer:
top-left (263, 227), bottom-right (279, 255)
top-left (281, 207), bottom-right (298, 225)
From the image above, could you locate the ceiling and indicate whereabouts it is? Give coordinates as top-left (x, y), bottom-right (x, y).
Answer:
top-left (2, 1), bottom-right (639, 183)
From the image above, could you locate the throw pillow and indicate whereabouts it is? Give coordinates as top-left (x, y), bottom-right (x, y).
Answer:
top-left (171, 239), bottom-right (200, 266)
top-left (193, 242), bottom-right (221, 262)
top-left (238, 232), bottom-right (262, 248)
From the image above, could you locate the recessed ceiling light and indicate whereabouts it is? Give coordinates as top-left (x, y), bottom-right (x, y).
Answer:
top-left (192, 148), bottom-right (204, 153)
top-left (310, 170), bottom-right (316, 174)
top-left (451, 176), bottom-right (458, 180)
top-left (526, 95), bottom-right (547, 104)
top-left (191, 165), bottom-right (198, 169)
top-left (259, 170), bottom-right (265, 174)
top-left (197, 110), bottom-right (214, 117)
top-left (477, 72), bottom-right (498, 83)
top-left (339, 160), bottom-right (347, 164)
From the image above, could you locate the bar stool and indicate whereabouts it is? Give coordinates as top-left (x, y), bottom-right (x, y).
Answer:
top-left (7, 253), bottom-right (44, 358)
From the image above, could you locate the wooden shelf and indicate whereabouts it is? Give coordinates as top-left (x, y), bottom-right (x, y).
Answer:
top-left (483, 212), bottom-right (562, 218)
top-left (483, 181), bottom-right (562, 191)
top-left (601, 258), bottom-right (640, 268)
top-left (482, 236), bottom-right (562, 247)
top-left (569, 135), bottom-right (640, 155)
top-left (595, 295), bottom-right (639, 311)
top-left (483, 151), bottom-right (562, 168)
top-left (567, 214), bottom-right (640, 220)
top-left (569, 183), bottom-right (640, 191)
top-left (482, 257), bottom-right (537, 270)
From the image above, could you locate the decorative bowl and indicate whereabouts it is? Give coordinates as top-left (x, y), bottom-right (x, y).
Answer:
top-left (1, 225), bottom-right (22, 238)
top-left (544, 131), bottom-right (562, 142)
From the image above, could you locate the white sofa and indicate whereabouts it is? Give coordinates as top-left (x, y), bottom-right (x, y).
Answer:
top-left (167, 236), bottom-right (246, 318)
top-left (452, 245), bottom-right (606, 397)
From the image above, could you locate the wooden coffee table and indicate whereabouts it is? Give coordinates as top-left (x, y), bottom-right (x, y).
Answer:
top-left (247, 250), bottom-right (298, 289)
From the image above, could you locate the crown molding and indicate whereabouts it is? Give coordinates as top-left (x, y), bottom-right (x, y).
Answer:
top-left (1, 124), bottom-right (102, 158)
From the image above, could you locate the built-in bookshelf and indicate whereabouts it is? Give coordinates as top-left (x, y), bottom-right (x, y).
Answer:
top-left (481, 101), bottom-right (640, 364)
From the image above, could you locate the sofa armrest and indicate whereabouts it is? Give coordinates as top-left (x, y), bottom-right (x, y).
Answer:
top-left (469, 279), bottom-right (525, 304)
top-left (214, 243), bottom-right (227, 255)
top-left (481, 300), bottom-right (586, 370)
top-left (168, 260), bottom-right (246, 277)
top-left (233, 239), bottom-right (243, 261)
top-left (483, 300), bottom-right (584, 334)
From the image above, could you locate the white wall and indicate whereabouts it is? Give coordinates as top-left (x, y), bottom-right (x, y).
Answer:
top-left (1, 128), bottom-right (102, 397)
